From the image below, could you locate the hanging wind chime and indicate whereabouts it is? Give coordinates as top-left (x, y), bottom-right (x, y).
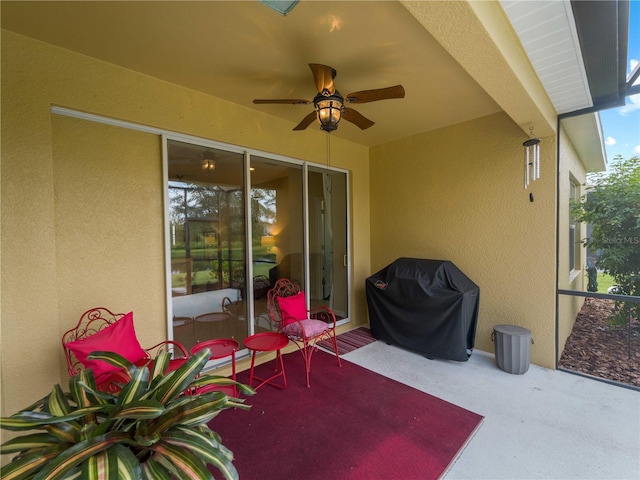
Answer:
top-left (523, 126), bottom-right (541, 189)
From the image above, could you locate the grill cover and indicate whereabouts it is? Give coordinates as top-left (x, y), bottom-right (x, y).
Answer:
top-left (366, 258), bottom-right (479, 361)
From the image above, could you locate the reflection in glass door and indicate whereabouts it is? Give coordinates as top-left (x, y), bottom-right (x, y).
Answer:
top-left (167, 139), bottom-right (246, 352)
top-left (250, 156), bottom-right (304, 332)
top-left (166, 139), bottom-right (351, 349)
top-left (308, 167), bottom-right (348, 319)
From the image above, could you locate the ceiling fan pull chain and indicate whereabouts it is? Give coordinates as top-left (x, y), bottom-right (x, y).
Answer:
top-left (326, 131), bottom-right (331, 172)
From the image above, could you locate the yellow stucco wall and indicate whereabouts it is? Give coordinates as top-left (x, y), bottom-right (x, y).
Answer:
top-left (1, 30), bottom-right (370, 416)
top-left (557, 127), bottom-right (587, 356)
top-left (370, 112), bottom-right (558, 368)
top-left (51, 117), bottom-right (168, 343)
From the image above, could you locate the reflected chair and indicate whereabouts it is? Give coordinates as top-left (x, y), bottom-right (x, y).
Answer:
top-left (253, 275), bottom-right (271, 300)
top-left (267, 278), bottom-right (341, 387)
top-left (222, 297), bottom-right (245, 320)
top-left (221, 298), bottom-right (249, 339)
top-left (252, 275), bottom-right (272, 331)
top-left (194, 311), bottom-right (234, 341)
top-left (173, 315), bottom-right (195, 348)
top-left (62, 307), bottom-right (189, 392)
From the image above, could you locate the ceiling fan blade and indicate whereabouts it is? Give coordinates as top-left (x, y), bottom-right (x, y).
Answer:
top-left (253, 99), bottom-right (311, 105)
top-left (342, 108), bottom-right (375, 130)
top-left (309, 63), bottom-right (335, 96)
top-left (345, 85), bottom-right (405, 104)
top-left (293, 111), bottom-right (318, 131)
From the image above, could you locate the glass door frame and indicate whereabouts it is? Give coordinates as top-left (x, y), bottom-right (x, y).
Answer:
top-left (162, 134), bottom-right (352, 363)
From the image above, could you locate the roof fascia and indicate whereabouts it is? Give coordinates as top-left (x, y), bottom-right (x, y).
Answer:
top-left (570, 0), bottom-right (630, 110)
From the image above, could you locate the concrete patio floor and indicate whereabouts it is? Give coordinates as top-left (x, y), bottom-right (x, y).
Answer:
top-left (342, 341), bottom-right (640, 480)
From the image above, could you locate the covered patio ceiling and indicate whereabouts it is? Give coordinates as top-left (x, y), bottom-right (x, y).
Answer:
top-left (1, 0), bottom-right (631, 161)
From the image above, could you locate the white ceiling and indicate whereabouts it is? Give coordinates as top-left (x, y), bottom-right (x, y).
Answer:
top-left (1, 0), bottom-right (505, 147)
top-left (2, 0), bottom-right (609, 170)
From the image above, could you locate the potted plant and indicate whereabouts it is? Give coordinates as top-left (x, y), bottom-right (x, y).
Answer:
top-left (1, 349), bottom-right (254, 479)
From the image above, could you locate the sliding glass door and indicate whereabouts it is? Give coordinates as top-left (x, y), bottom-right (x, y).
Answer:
top-left (167, 139), bottom-right (247, 351)
top-left (250, 156), bottom-right (304, 331)
top-left (166, 138), bottom-right (350, 350)
top-left (308, 166), bottom-right (349, 319)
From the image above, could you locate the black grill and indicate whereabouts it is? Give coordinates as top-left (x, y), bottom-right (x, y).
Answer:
top-left (366, 258), bottom-right (480, 361)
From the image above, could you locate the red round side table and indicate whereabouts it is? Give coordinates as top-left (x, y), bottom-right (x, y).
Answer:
top-left (244, 332), bottom-right (289, 390)
top-left (190, 338), bottom-right (240, 395)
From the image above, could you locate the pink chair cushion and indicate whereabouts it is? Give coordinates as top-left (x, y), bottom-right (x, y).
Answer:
top-left (282, 319), bottom-right (329, 339)
top-left (64, 311), bottom-right (147, 379)
top-left (277, 292), bottom-right (307, 325)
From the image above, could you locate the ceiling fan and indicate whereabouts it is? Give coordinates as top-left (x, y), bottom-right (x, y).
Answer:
top-left (253, 63), bottom-right (405, 132)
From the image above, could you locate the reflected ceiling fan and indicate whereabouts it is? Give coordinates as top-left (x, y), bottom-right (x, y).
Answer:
top-left (253, 63), bottom-right (405, 132)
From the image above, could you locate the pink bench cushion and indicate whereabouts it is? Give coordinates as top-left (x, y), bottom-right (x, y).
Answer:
top-left (277, 292), bottom-right (307, 325)
top-left (65, 312), bottom-right (147, 380)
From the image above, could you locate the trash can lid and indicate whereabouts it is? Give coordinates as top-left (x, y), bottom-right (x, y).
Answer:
top-left (493, 324), bottom-right (531, 336)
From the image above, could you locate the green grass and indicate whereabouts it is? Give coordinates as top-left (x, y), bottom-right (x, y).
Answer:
top-left (172, 262), bottom-right (274, 288)
top-left (596, 272), bottom-right (616, 293)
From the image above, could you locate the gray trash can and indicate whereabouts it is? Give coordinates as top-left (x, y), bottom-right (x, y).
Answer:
top-left (492, 324), bottom-right (533, 374)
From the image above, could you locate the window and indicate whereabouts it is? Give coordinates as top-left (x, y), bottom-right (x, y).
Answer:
top-left (569, 178), bottom-right (581, 274)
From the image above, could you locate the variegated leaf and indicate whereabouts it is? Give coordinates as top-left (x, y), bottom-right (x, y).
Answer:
top-left (147, 350), bottom-right (210, 405)
top-left (31, 431), bottom-right (132, 480)
top-left (69, 370), bottom-right (95, 410)
top-left (141, 454), bottom-right (174, 480)
top-left (150, 350), bottom-right (171, 378)
top-left (149, 394), bottom-right (229, 434)
top-left (151, 441), bottom-right (214, 479)
top-left (113, 399), bottom-right (165, 420)
top-left (0, 432), bottom-right (65, 454)
top-left (175, 426), bottom-right (233, 460)
top-left (0, 449), bottom-right (62, 480)
top-left (45, 384), bottom-right (72, 417)
top-left (190, 375), bottom-right (256, 397)
top-left (83, 449), bottom-right (110, 480)
top-left (112, 444), bottom-right (143, 480)
top-left (1, 406), bottom-right (108, 432)
top-left (116, 365), bottom-right (150, 406)
top-left (87, 351), bottom-right (134, 378)
top-left (164, 427), bottom-right (238, 479)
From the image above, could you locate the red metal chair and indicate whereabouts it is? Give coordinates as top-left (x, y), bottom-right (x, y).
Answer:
top-left (62, 307), bottom-right (189, 392)
top-left (267, 279), bottom-right (341, 387)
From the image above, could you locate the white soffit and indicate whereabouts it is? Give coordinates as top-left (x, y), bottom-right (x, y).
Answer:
top-left (562, 114), bottom-right (607, 172)
top-left (501, 0), bottom-right (606, 173)
top-left (500, 0), bottom-right (593, 114)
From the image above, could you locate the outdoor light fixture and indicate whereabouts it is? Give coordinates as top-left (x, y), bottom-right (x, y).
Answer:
top-left (523, 126), bottom-right (540, 189)
top-left (314, 92), bottom-right (344, 132)
top-left (259, 0), bottom-right (299, 16)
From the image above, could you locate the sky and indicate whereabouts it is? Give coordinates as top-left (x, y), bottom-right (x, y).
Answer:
top-left (599, 1), bottom-right (640, 164)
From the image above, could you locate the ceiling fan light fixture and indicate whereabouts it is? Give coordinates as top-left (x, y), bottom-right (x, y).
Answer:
top-left (253, 63), bottom-right (403, 132)
top-left (315, 94), bottom-right (343, 132)
top-left (259, 0), bottom-right (299, 16)
top-left (201, 158), bottom-right (216, 173)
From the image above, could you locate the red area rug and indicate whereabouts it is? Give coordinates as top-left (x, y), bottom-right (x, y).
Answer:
top-left (318, 326), bottom-right (377, 355)
top-left (210, 350), bottom-right (483, 480)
